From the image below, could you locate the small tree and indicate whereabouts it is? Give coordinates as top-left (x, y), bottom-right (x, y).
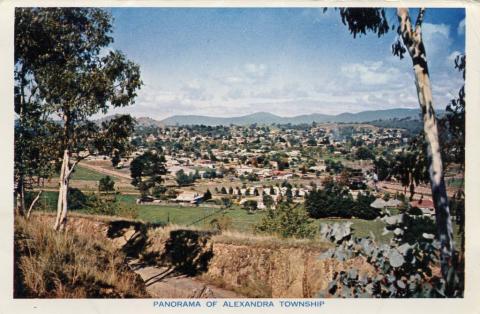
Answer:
top-left (130, 151), bottom-right (167, 197)
top-left (255, 203), bottom-right (316, 239)
top-left (175, 169), bottom-right (195, 187)
top-left (262, 194), bottom-right (274, 209)
top-left (203, 189), bottom-right (212, 201)
top-left (242, 200), bottom-right (258, 213)
top-left (99, 176), bottom-right (115, 192)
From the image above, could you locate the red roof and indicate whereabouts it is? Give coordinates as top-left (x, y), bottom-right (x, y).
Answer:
top-left (410, 199), bottom-right (435, 209)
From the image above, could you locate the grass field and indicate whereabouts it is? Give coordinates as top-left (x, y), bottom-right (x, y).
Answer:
top-left (30, 191), bottom-right (463, 245)
top-left (70, 165), bottom-right (113, 181)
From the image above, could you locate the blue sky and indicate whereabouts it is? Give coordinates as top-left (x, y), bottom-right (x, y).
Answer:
top-left (105, 8), bottom-right (465, 119)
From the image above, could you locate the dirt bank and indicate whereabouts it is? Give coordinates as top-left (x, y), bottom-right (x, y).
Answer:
top-left (30, 213), bottom-right (373, 298)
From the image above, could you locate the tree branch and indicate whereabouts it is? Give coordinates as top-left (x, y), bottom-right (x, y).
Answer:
top-left (397, 8), bottom-right (413, 38)
top-left (66, 154), bottom-right (89, 178)
top-left (26, 190), bottom-right (43, 219)
top-left (415, 8), bottom-right (426, 35)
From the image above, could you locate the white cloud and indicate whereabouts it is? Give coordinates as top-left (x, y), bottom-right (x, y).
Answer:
top-left (457, 18), bottom-right (465, 35)
top-left (180, 81), bottom-right (212, 101)
top-left (340, 61), bottom-right (401, 86)
top-left (218, 63), bottom-right (271, 86)
top-left (244, 63), bottom-right (268, 79)
top-left (249, 82), bottom-right (310, 100)
top-left (422, 23), bottom-right (451, 56)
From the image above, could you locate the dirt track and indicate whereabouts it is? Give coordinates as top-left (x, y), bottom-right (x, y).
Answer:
top-left (128, 260), bottom-right (242, 298)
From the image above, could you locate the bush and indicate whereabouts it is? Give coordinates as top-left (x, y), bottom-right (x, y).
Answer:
top-left (68, 188), bottom-right (88, 210)
top-left (98, 176), bottom-right (115, 192)
top-left (203, 189), bottom-right (212, 201)
top-left (210, 215), bottom-right (232, 231)
top-left (85, 195), bottom-right (138, 219)
top-left (255, 203), bottom-right (316, 239)
top-left (352, 192), bottom-right (379, 220)
top-left (318, 212), bottom-right (464, 298)
top-left (242, 200), bottom-right (258, 212)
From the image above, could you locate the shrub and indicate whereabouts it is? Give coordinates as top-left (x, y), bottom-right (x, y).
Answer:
top-left (210, 215), bottom-right (233, 231)
top-left (68, 188), bottom-right (88, 210)
top-left (85, 196), bottom-right (138, 219)
top-left (255, 203), bottom-right (316, 239)
top-left (203, 189), bottom-right (212, 201)
top-left (242, 200), bottom-right (258, 212)
top-left (98, 176), bottom-right (115, 192)
top-left (318, 212), bottom-right (464, 298)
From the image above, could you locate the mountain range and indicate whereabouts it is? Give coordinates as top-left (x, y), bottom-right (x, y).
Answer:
top-left (157, 108), bottom-right (426, 126)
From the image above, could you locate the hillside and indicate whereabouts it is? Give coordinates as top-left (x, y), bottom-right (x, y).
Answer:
top-left (159, 108), bottom-right (425, 126)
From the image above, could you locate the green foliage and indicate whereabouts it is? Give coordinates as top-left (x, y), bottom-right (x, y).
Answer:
top-left (67, 188), bottom-right (88, 210)
top-left (98, 175), bottom-right (115, 192)
top-left (130, 150), bottom-right (167, 197)
top-left (439, 54), bottom-right (465, 166)
top-left (14, 8), bottom-right (141, 219)
top-left (374, 157), bottom-right (390, 180)
top-left (355, 146), bottom-right (375, 160)
top-left (262, 194), bottom-right (274, 209)
top-left (203, 189), bottom-right (212, 201)
top-left (202, 168), bottom-right (217, 179)
top-left (352, 192), bottom-right (378, 220)
top-left (242, 200), bottom-right (258, 212)
top-left (85, 195), bottom-right (138, 219)
top-left (15, 8), bottom-right (142, 159)
top-left (325, 159), bottom-right (344, 174)
top-left (318, 211), bottom-right (464, 298)
top-left (305, 181), bottom-right (379, 220)
top-left (338, 8), bottom-right (390, 38)
top-left (175, 169), bottom-right (196, 186)
top-left (255, 203), bottom-right (316, 239)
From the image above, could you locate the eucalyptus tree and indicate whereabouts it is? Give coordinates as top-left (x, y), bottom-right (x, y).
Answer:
top-left (333, 7), bottom-right (456, 276)
top-left (130, 150), bottom-right (167, 197)
top-left (15, 8), bottom-right (142, 230)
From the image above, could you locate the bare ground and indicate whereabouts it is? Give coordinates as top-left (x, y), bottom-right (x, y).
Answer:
top-left (128, 259), bottom-right (243, 298)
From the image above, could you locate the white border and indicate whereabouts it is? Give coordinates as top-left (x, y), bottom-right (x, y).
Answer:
top-left (1, 1), bottom-right (479, 314)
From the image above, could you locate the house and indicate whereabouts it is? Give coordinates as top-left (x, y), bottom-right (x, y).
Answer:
top-left (175, 191), bottom-right (203, 204)
top-left (370, 198), bottom-right (387, 209)
top-left (309, 165), bottom-right (327, 172)
top-left (410, 199), bottom-right (435, 216)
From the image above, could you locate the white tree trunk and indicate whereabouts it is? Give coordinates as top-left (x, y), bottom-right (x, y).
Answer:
top-left (397, 8), bottom-right (454, 276)
top-left (54, 150), bottom-right (72, 231)
top-left (26, 190), bottom-right (43, 219)
top-left (15, 178), bottom-right (25, 216)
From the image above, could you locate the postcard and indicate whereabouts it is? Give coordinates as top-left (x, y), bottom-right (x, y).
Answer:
top-left (1, 1), bottom-right (479, 313)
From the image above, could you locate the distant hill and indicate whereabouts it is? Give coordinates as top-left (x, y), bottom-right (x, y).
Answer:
top-left (159, 108), bottom-right (426, 126)
top-left (95, 115), bottom-right (165, 128)
top-left (135, 117), bottom-right (165, 128)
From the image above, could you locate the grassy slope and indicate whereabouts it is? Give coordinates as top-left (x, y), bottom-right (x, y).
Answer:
top-left (71, 165), bottom-right (113, 181)
top-left (14, 216), bottom-right (147, 298)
